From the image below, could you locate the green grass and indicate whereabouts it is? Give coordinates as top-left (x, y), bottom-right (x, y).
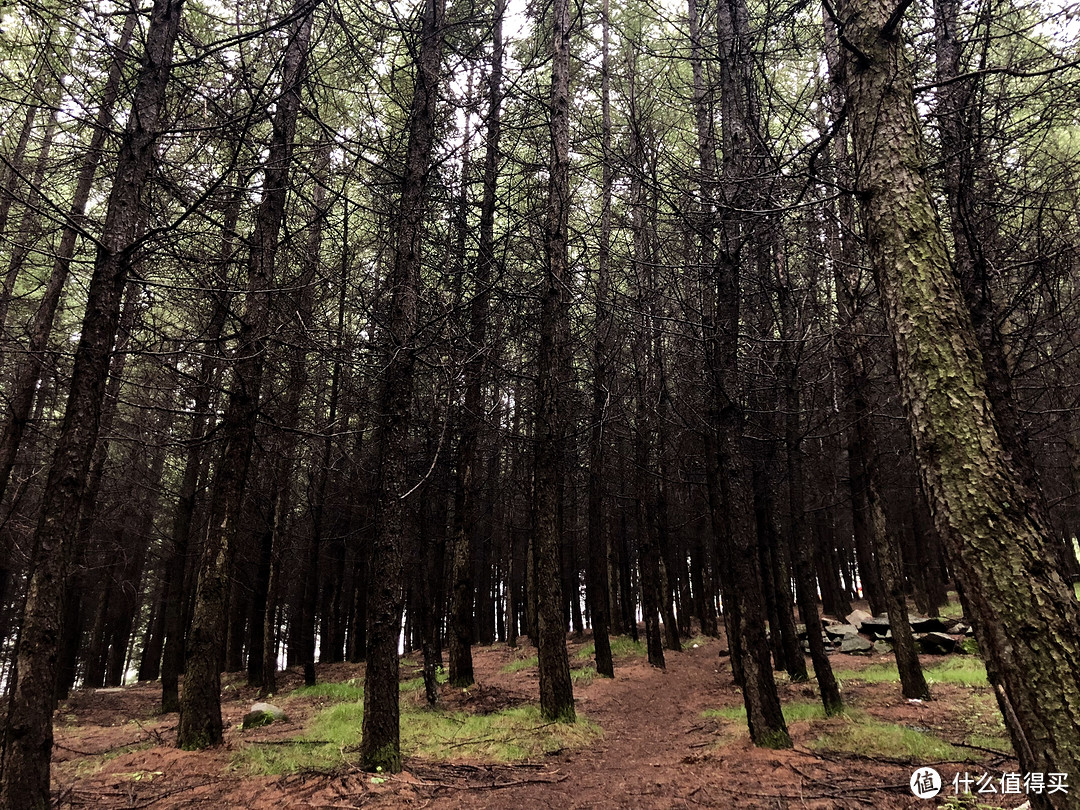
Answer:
top-left (234, 703), bottom-right (601, 775)
top-left (703, 700), bottom-right (831, 724)
top-left (501, 655), bottom-right (538, 673)
top-left (832, 657), bottom-right (987, 687)
top-left (575, 636), bottom-right (645, 661)
top-left (810, 712), bottom-right (977, 762)
top-left (571, 666), bottom-right (596, 685)
top-left (289, 680), bottom-right (364, 702)
top-left (399, 669), bottom-right (449, 693)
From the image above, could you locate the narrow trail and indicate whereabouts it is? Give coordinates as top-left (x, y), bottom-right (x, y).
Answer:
top-left (453, 642), bottom-right (734, 809)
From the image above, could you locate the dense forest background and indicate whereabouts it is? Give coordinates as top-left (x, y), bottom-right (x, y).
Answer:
top-left (1, 0), bottom-right (1080, 806)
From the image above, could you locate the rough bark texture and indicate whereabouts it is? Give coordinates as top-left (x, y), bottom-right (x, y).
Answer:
top-left (533, 0), bottom-right (576, 723)
top-left (0, 2), bottom-right (184, 806)
top-left (711, 0), bottom-right (790, 750)
top-left (359, 0), bottom-right (445, 771)
top-left (0, 14), bottom-right (136, 507)
top-left (177, 5), bottom-right (312, 750)
top-left (839, 0), bottom-right (1080, 802)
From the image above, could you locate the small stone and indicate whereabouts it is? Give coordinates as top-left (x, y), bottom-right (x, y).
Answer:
top-left (243, 702), bottom-right (288, 729)
top-left (872, 640), bottom-right (893, 655)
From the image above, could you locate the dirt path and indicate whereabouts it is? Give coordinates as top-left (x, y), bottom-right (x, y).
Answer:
top-left (56, 636), bottom-right (1022, 809)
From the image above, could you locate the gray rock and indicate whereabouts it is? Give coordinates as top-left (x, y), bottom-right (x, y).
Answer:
top-left (909, 615), bottom-right (948, 633)
top-left (845, 609), bottom-right (873, 628)
top-left (825, 623), bottom-right (859, 639)
top-left (872, 640), bottom-right (894, 655)
top-left (840, 633), bottom-right (873, 654)
top-left (917, 632), bottom-right (957, 655)
top-left (242, 701), bottom-right (288, 729)
top-left (860, 616), bottom-right (892, 637)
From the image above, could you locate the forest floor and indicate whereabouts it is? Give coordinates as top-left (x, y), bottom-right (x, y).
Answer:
top-left (51, 623), bottom-right (1026, 810)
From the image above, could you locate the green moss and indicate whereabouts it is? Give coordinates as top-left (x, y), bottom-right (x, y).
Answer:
top-left (758, 728), bottom-right (794, 750)
top-left (363, 744), bottom-right (402, 774)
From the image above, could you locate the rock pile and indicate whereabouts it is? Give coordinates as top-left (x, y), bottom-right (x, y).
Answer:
top-left (795, 609), bottom-right (975, 656)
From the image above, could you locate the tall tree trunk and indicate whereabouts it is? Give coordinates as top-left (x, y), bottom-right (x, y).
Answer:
top-left (0, 13), bottom-right (136, 508)
top-left (160, 188), bottom-right (240, 713)
top-left (0, 2), bottom-right (185, 805)
top-left (838, 0), bottom-right (1080, 800)
top-left (359, 0), bottom-right (445, 772)
top-left (532, 0), bottom-right (576, 723)
top-left (177, 5), bottom-right (312, 750)
top-left (710, 0), bottom-right (790, 749)
top-left (585, 0), bottom-right (615, 679)
top-left (448, 0), bottom-right (502, 686)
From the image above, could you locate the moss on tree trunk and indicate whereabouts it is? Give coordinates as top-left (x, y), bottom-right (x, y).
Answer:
top-left (838, 1), bottom-right (1080, 802)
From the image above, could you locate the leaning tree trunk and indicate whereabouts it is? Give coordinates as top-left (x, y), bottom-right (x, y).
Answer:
top-left (177, 4), bottom-right (312, 750)
top-left (0, 13), bottom-right (136, 509)
top-left (0, 2), bottom-right (184, 806)
top-left (532, 0), bottom-right (576, 723)
top-left (838, 0), bottom-right (1080, 802)
top-left (359, 0), bottom-right (446, 772)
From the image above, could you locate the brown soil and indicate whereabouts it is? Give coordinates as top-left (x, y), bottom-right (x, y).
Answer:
top-left (52, 636), bottom-right (1025, 809)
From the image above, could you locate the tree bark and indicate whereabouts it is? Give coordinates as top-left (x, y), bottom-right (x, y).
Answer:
top-left (0, 2), bottom-right (185, 804)
top-left (359, 0), bottom-right (446, 772)
top-left (838, 0), bottom-right (1080, 800)
top-left (177, 4), bottom-right (312, 749)
top-left (532, 0), bottom-right (576, 723)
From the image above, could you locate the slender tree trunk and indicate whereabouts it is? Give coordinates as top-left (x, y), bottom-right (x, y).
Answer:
top-left (160, 188), bottom-right (240, 712)
top-left (448, 0), bottom-right (502, 686)
top-left (359, 0), bottom-right (446, 772)
top-left (710, 0), bottom-right (790, 749)
top-left (838, 1), bottom-right (1080, 800)
top-left (584, 0), bottom-right (615, 679)
top-left (177, 5), bottom-right (312, 749)
top-left (0, 14), bottom-right (136, 508)
top-left (0, 2), bottom-right (185, 804)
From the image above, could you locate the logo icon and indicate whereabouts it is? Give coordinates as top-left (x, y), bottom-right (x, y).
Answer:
top-left (910, 767), bottom-right (943, 799)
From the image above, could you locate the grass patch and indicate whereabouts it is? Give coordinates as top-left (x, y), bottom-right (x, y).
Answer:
top-left (575, 636), bottom-right (645, 661)
top-left (501, 655), bottom-right (538, 673)
top-left (570, 666), bottom-right (596, 685)
top-left (399, 669), bottom-right (449, 693)
top-left (703, 700), bottom-right (831, 724)
top-left (939, 593), bottom-right (964, 619)
top-left (810, 713), bottom-right (976, 762)
top-left (832, 663), bottom-right (903, 683)
top-left (289, 679), bottom-right (364, 702)
top-left (234, 703), bottom-right (601, 775)
top-left (833, 658), bottom-right (987, 687)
